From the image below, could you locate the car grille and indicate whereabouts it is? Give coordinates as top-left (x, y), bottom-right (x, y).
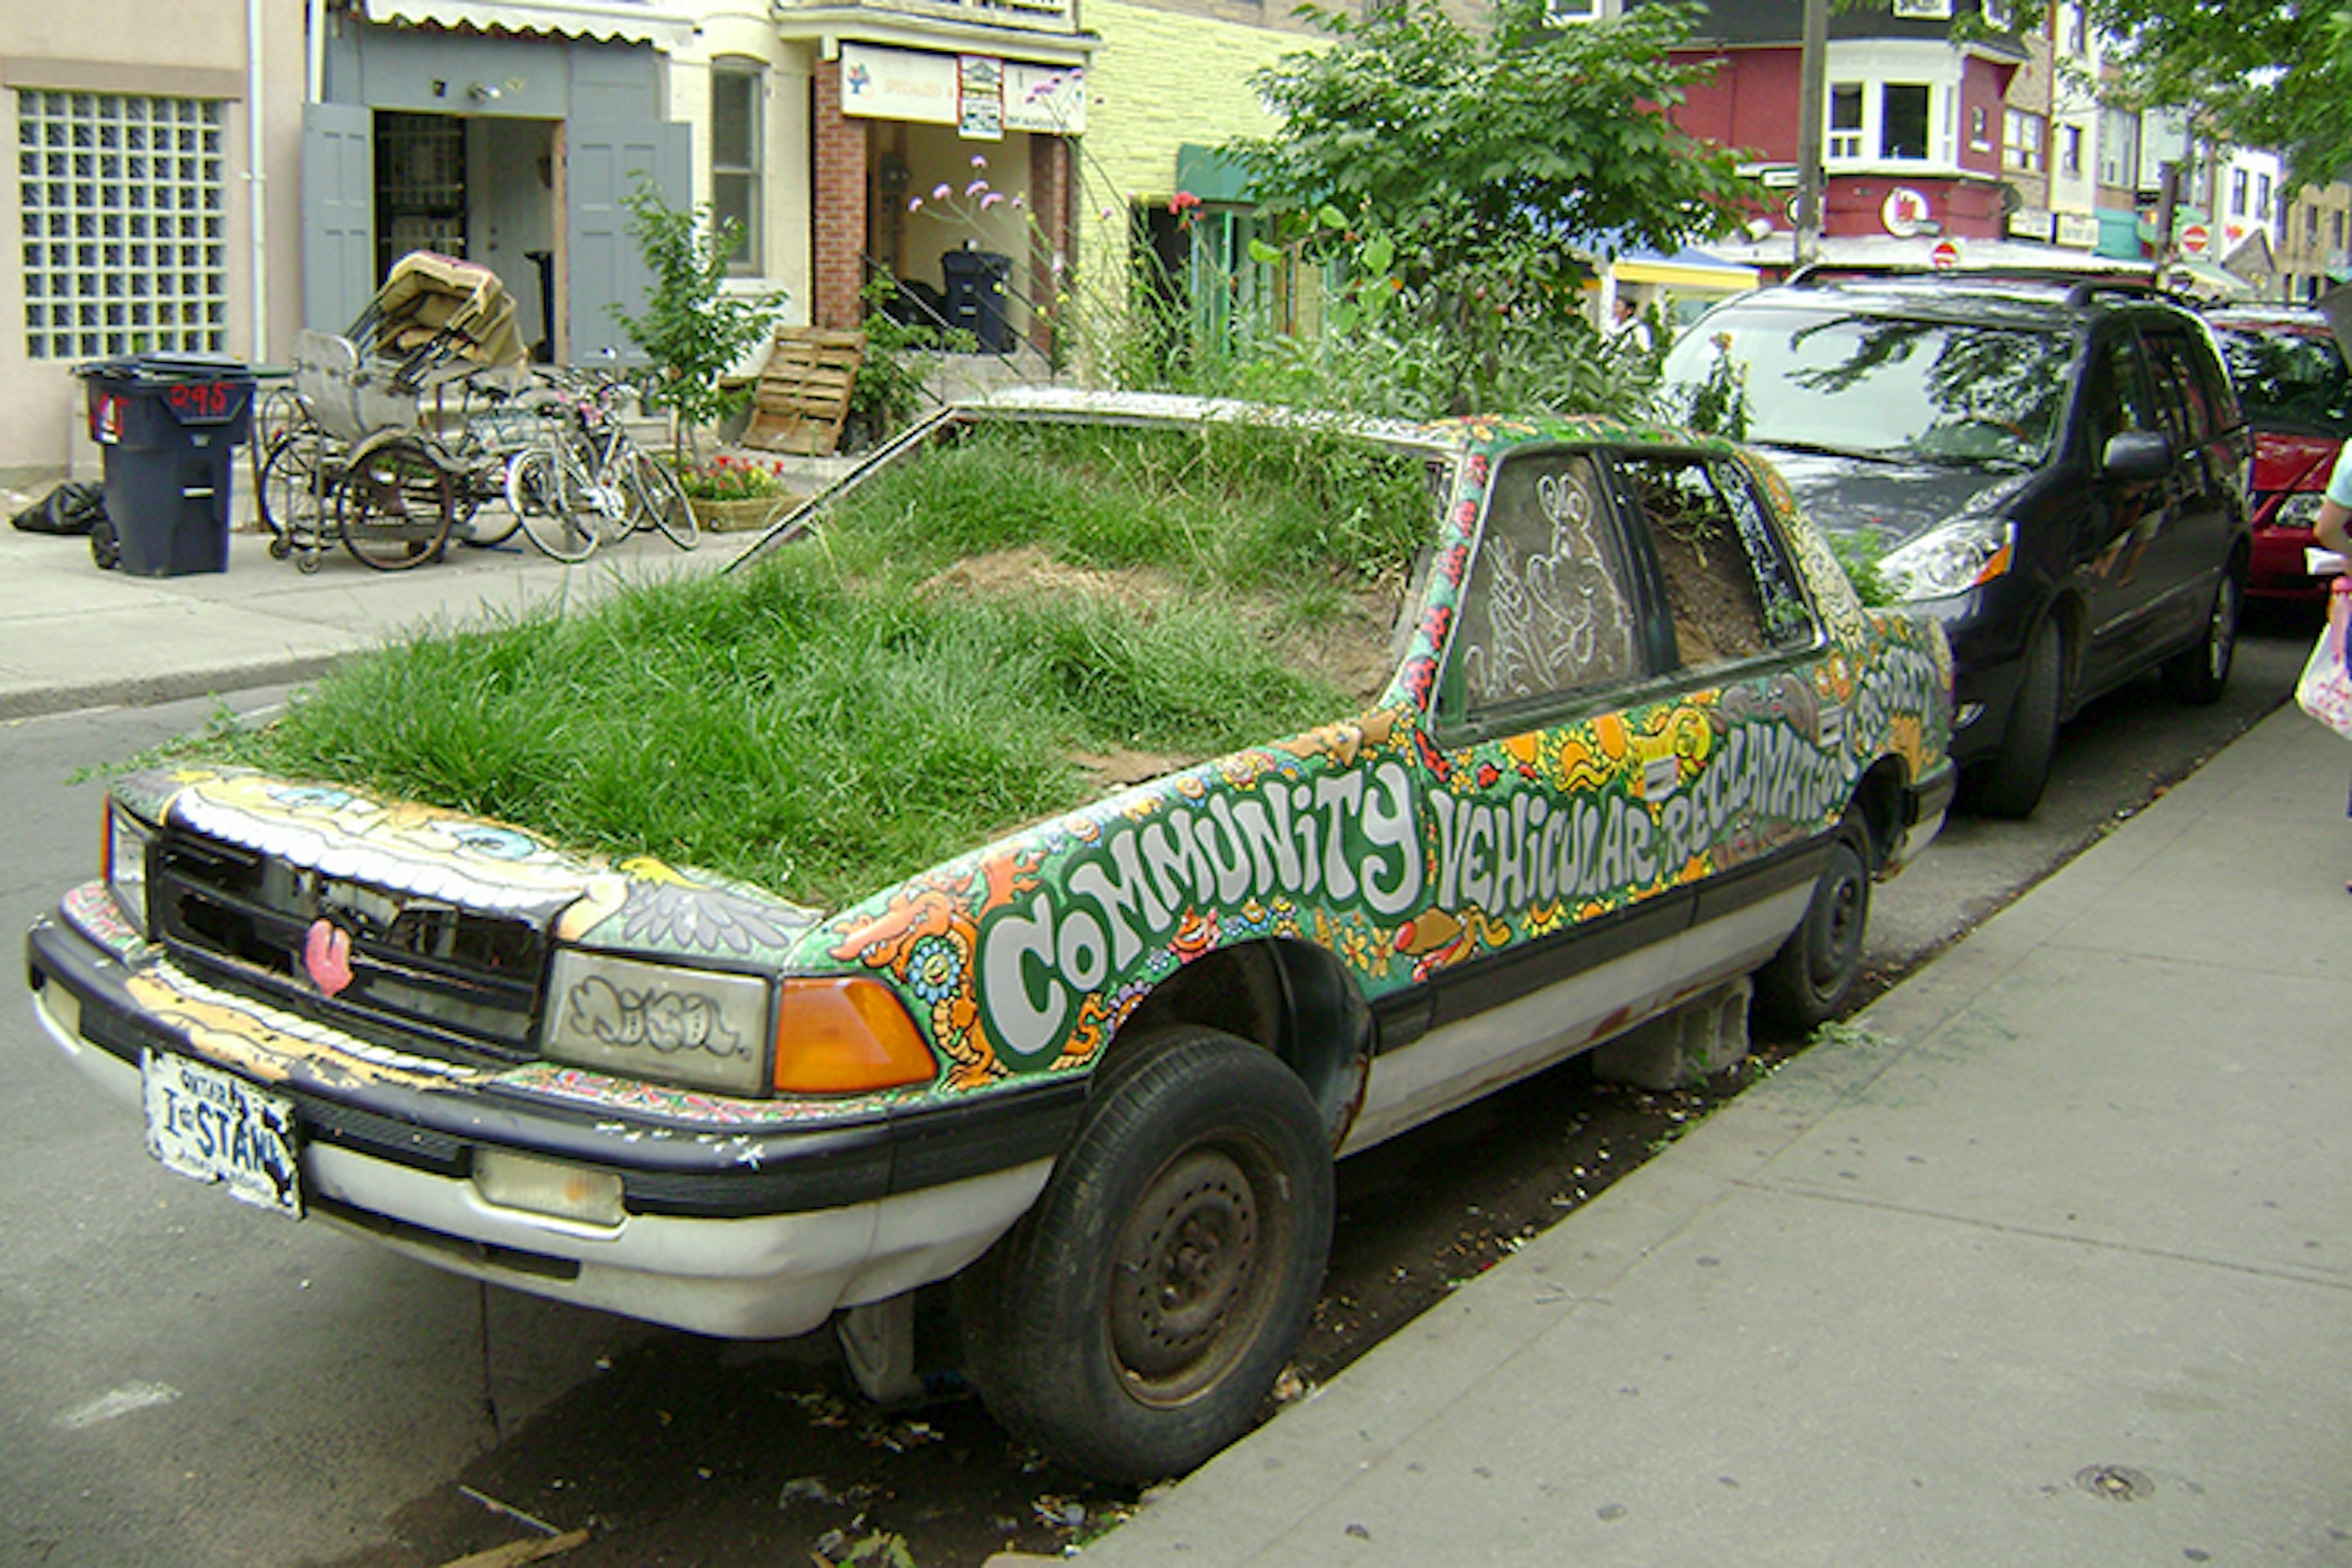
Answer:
top-left (151, 826), bottom-right (547, 1063)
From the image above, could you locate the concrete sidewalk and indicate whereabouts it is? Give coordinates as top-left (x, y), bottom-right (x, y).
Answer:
top-left (1076, 701), bottom-right (2352, 1566)
top-left (0, 505), bottom-right (750, 720)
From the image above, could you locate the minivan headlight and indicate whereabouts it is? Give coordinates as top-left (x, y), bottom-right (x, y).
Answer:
top-left (1879, 518), bottom-right (2015, 600)
top-left (104, 799), bottom-right (157, 937)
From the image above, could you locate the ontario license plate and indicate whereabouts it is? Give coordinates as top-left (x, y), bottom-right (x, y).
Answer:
top-left (141, 1051), bottom-right (303, 1219)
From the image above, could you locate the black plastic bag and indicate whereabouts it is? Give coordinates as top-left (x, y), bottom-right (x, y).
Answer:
top-left (10, 481), bottom-right (107, 537)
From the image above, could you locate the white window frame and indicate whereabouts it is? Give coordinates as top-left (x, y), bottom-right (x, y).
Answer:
top-left (18, 88), bottom-right (228, 361)
top-left (2004, 107), bottom-right (2045, 175)
top-left (708, 59), bottom-right (763, 277)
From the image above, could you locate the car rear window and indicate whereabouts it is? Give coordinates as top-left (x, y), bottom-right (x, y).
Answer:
top-left (2209, 322), bottom-right (2352, 436)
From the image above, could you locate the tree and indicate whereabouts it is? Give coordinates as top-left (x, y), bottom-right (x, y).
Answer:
top-left (611, 178), bottom-right (783, 459)
top-left (2016, 0), bottom-right (2352, 188)
top-left (1233, 0), bottom-right (1754, 325)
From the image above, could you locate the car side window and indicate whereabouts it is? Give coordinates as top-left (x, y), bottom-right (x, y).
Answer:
top-left (2143, 328), bottom-right (2215, 446)
top-left (2079, 336), bottom-right (2162, 457)
top-left (1441, 451), bottom-right (1640, 728)
top-left (1621, 453), bottom-right (1814, 668)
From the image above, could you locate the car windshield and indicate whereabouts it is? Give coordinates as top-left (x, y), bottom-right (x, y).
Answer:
top-left (2209, 323), bottom-right (2352, 436)
top-left (1657, 303), bottom-right (2071, 467)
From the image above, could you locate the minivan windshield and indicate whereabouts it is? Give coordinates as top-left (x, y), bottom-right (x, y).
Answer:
top-left (2208, 322), bottom-right (2352, 437)
top-left (1657, 303), bottom-right (2071, 467)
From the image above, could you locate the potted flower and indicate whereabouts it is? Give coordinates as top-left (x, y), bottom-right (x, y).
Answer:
top-left (674, 453), bottom-right (801, 532)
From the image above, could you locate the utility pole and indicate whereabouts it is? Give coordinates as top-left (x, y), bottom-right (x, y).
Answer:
top-left (2152, 159), bottom-right (2180, 284)
top-left (1795, 0), bottom-right (1828, 267)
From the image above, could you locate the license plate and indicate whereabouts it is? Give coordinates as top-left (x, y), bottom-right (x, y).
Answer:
top-left (141, 1051), bottom-right (303, 1219)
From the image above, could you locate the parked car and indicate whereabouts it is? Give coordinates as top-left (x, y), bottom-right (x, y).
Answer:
top-left (1658, 272), bottom-right (2252, 817)
top-left (2204, 304), bottom-right (2352, 601)
top-left (25, 394), bottom-right (1953, 1483)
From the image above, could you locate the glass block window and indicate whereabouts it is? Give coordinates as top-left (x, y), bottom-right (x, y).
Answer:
top-left (18, 91), bottom-right (228, 360)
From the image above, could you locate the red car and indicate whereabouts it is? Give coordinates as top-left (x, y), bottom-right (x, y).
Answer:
top-left (2207, 306), bottom-right (2352, 601)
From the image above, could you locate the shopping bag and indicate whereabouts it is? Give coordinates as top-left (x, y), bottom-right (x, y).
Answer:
top-left (2295, 579), bottom-right (2352, 739)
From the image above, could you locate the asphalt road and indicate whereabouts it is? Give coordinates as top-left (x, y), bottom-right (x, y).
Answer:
top-left (0, 612), bottom-right (2316, 1567)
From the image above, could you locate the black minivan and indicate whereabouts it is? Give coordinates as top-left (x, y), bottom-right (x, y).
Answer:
top-left (1657, 273), bottom-right (2250, 816)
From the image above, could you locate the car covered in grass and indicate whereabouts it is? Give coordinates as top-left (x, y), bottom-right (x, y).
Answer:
top-left (26, 392), bottom-right (1954, 1483)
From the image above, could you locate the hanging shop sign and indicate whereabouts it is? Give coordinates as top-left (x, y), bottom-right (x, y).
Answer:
top-left (1881, 186), bottom-right (1933, 238)
top-left (959, 54), bottom-right (1003, 141)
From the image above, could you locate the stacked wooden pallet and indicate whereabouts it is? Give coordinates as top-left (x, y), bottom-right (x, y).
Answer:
top-left (742, 327), bottom-right (864, 455)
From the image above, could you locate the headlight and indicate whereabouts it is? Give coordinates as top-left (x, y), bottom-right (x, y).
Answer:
top-left (542, 951), bottom-right (776, 1097)
top-left (1879, 518), bottom-right (2015, 601)
top-left (104, 800), bottom-right (156, 938)
top-left (2269, 492), bottom-right (2324, 530)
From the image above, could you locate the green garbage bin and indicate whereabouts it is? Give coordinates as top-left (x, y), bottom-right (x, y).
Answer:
top-left (75, 353), bottom-right (255, 576)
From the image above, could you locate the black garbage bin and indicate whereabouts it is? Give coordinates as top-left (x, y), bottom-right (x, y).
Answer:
top-left (75, 352), bottom-right (255, 576)
top-left (940, 248), bottom-right (1012, 354)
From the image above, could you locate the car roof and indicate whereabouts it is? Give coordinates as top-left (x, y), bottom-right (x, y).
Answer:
top-left (1716, 268), bottom-right (2204, 334)
top-left (2204, 304), bottom-right (2333, 336)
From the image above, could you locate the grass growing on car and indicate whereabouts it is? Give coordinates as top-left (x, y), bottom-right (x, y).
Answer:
top-left (200, 419), bottom-right (1434, 910)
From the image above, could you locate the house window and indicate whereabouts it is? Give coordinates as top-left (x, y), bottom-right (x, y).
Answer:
top-left (710, 61), bottom-right (762, 274)
top-left (2062, 4), bottom-right (2088, 55)
top-left (2060, 125), bottom-right (2082, 178)
top-left (2258, 173), bottom-right (2272, 219)
top-left (2096, 107), bottom-right (2137, 186)
top-left (2309, 205), bottom-right (2322, 244)
top-left (1969, 106), bottom-right (1989, 150)
top-left (2334, 210), bottom-right (2345, 249)
top-left (18, 89), bottom-right (227, 360)
top-left (2230, 168), bottom-right (2249, 218)
top-left (2003, 108), bottom-right (2045, 175)
top-left (1544, 0), bottom-right (1602, 20)
top-left (1828, 84), bottom-right (1864, 160)
top-left (1882, 84), bottom-right (1929, 160)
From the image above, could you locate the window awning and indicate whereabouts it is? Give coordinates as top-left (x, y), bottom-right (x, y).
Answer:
top-left (358, 0), bottom-right (693, 50)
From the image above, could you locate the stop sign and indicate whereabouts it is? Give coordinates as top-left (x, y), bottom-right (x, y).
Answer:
top-left (1929, 238), bottom-right (1962, 270)
top-left (2180, 223), bottom-right (2211, 257)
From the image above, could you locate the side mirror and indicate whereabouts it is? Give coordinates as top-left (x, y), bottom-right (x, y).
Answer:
top-left (2101, 429), bottom-right (2172, 481)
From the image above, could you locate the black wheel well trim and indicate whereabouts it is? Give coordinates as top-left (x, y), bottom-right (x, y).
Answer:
top-left (1095, 937), bottom-right (1372, 1153)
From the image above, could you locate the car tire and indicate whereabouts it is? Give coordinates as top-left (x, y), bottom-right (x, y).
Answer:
top-left (957, 1026), bottom-right (1334, 1485)
top-left (1755, 809), bottom-right (1874, 1031)
top-left (1970, 616), bottom-right (2063, 820)
top-left (2160, 570), bottom-right (2239, 706)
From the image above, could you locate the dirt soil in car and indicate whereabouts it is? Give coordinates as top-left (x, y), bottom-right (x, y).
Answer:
top-left (320, 1031), bottom-right (1814, 1568)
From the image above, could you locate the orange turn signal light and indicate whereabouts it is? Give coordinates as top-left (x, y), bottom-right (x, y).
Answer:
top-left (773, 977), bottom-right (937, 1095)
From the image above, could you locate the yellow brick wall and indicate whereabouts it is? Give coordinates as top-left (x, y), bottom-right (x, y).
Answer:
top-left (1070, 0), bottom-right (1323, 322)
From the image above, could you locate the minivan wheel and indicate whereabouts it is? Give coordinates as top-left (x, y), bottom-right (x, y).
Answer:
top-left (2160, 571), bottom-right (2239, 705)
top-left (1970, 617), bottom-right (2062, 819)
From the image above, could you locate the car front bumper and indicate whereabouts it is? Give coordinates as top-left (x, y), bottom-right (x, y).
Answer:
top-left (25, 895), bottom-right (1064, 1338)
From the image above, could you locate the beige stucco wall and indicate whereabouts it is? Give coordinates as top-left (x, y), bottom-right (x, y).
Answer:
top-left (0, 0), bottom-right (307, 482)
top-left (673, 3), bottom-right (813, 328)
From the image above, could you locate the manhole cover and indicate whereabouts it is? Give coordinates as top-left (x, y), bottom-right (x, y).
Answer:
top-left (2075, 1464), bottom-right (2154, 1501)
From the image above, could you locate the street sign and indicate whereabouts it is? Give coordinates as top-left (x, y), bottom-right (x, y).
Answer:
top-left (1929, 237), bottom-right (1962, 270)
top-left (2180, 222), bottom-right (2212, 257)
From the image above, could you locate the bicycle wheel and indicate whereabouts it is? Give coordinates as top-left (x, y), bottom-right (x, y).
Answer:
top-left (256, 428), bottom-right (328, 552)
top-left (454, 454), bottom-right (523, 548)
top-left (337, 435), bottom-right (455, 571)
top-left (622, 447), bottom-right (699, 551)
top-left (507, 440), bottom-right (600, 564)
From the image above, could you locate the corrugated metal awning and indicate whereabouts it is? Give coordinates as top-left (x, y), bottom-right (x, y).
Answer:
top-left (359, 0), bottom-right (692, 49)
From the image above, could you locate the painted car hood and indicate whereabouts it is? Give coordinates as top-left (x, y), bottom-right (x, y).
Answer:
top-left (1758, 447), bottom-right (2032, 547)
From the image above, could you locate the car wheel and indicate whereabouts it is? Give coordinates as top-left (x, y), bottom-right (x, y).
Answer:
top-left (957, 1026), bottom-right (1334, 1485)
top-left (1970, 617), bottom-right (2063, 819)
top-left (2160, 571), bottom-right (2239, 705)
top-left (1755, 809), bottom-right (1873, 1031)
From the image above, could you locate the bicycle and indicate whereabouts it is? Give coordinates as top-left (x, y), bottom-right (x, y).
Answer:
top-left (505, 365), bottom-right (698, 563)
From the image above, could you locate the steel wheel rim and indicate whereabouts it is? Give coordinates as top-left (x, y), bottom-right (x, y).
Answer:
top-left (1109, 1140), bottom-right (1278, 1408)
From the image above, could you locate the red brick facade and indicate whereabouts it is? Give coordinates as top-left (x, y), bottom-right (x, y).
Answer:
top-left (813, 59), bottom-right (869, 330)
top-left (1027, 133), bottom-right (1072, 356)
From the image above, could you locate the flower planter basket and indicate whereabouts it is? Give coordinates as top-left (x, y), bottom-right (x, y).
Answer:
top-left (688, 494), bottom-right (799, 533)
